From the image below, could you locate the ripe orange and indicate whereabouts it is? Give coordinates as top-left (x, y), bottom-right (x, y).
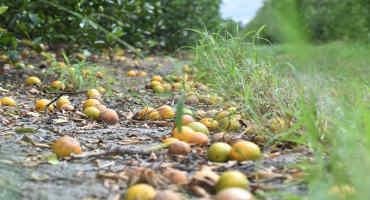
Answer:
top-left (82, 99), bottom-right (101, 109)
top-left (152, 75), bottom-right (163, 82)
top-left (52, 136), bottom-right (82, 158)
top-left (25, 76), bottom-right (41, 86)
top-left (187, 132), bottom-right (209, 145)
top-left (86, 89), bottom-right (101, 99)
top-left (1, 97), bottom-right (16, 107)
top-left (35, 99), bottom-right (54, 112)
top-left (157, 105), bottom-right (175, 119)
top-left (50, 80), bottom-right (65, 90)
top-left (127, 70), bottom-right (138, 77)
top-left (230, 140), bottom-right (261, 161)
top-left (172, 126), bottom-right (195, 142)
top-left (56, 96), bottom-right (71, 110)
top-left (200, 118), bottom-right (219, 131)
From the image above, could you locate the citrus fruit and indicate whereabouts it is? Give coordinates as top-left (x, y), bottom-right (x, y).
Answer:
top-left (100, 109), bottom-right (119, 124)
top-left (215, 171), bottom-right (249, 192)
top-left (84, 106), bottom-right (101, 120)
top-left (1, 97), bottom-right (16, 107)
top-left (125, 184), bottom-right (156, 200)
top-left (230, 140), bottom-right (261, 161)
top-left (52, 136), bottom-right (82, 158)
top-left (207, 142), bottom-right (232, 162)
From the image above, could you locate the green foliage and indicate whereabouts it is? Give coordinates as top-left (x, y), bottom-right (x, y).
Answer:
top-left (247, 0), bottom-right (370, 43)
top-left (0, 0), bottom-right (221, 51)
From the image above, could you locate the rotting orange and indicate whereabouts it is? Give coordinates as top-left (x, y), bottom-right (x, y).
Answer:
top-left (100, 109), bottom-right (119, 124)
top-left (181, 114), bottom-right (195, 125)
top-left (157, 105), bottom-right (175, 119)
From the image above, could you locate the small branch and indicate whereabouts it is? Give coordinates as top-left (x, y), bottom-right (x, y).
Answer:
top-left (72, 144), bottom-right (166, 159)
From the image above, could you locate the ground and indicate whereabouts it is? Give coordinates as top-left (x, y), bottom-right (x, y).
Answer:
top-left (0, 52), bottom-right (308, 200)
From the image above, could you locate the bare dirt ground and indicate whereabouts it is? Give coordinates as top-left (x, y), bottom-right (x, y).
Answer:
top-left (0, 53), bottom-right (309, 200)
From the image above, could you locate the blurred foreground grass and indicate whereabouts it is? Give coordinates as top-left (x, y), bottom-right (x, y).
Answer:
top-left (192, 32), bottom-right (369, 199)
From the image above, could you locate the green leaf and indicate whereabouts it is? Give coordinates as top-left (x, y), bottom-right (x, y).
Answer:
top-left (0, 6), bottom-right (8, 15)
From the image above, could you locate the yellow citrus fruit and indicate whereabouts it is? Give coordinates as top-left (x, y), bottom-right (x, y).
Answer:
top-left (147, 110), bottom-right (161, 121)
top-left (137, 71), bottom-right (147, 77)
top-left (188, 122), bottom-right (209, 135)
top-left (96, 71), bottom-right (104, 79)
top-left (83, 99), bottom-right (101, 109)
top-left (100, 109), bottom-right (119, 124)
top-left (125, 184), bottom-right (156, 200)
top-left (136, 106), bottom-right (155, 120)
top-left (162, 82), bottom-right (172, 92)
top-left (172, 126), bottom-right (195, 142)
top-left (52, 136), bottom-right (82, 158)
top-left (50, 80), bottom-right (65, 90)
top-left (162, 137), bottom-right (179, 147)
top-left (215, 110), bottom-right (230, 121)
top-left (1, 97), bottom-right (16, 107)
top-left (207, 142), bottom-right (232, 162)
top-left (200, 118), bottom-right (219, 131)
top-left (153, 85), bottom-right (165, 93)
top-left (215, 171), bottom-right (249, 192)
top-left (25, 76), bottom-right (41, 86)
top-left (56, 96), bottom-right (71, 110)
top-left (35, 99), bottom-right (54, 112)
top-left (150, 80), bottom-right (162, 88)
top-left (127, 70), bottom-right (138, 77)
top-left (230, 140), bottom-right (261, 161)
top-left (86, 89), bottom-right (101, 99)
top-left (157, 105), bottom-right (175, 119)
top-left (152, 75), bottom-right (162, 82)
top-left (83, 106), bottom-right (101, 120)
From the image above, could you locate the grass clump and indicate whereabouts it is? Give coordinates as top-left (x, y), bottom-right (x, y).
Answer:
top-left (192, 30), bottom-right (370, 199)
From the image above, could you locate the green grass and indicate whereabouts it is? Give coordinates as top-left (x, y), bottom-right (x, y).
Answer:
top-left (192, 32), bottom-right (370, 199)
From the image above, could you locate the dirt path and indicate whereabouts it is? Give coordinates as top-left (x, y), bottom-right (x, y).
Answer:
top-left (0, 54), bottom-right (308, 200)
